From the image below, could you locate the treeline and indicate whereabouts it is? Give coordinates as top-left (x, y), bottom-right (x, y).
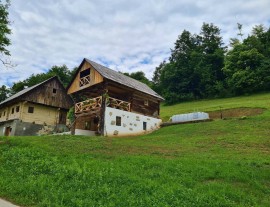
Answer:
top-left (152, 23), bottom-right (270, 104)
top-left (0, 65), bottom-right (77, 102)
top-left (1, 23), bottom-right (270, 104)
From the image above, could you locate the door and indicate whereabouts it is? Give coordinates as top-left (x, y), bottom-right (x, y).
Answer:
top-left (4, 127), bottom-right (12, 136)
top-left (58, 111), bottom-right (67, 125)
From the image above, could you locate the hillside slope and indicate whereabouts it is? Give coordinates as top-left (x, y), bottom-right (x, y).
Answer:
top-left (0, 93), bottom-right (270, 206)
top-left (161, 93), bottom-right (270, 121)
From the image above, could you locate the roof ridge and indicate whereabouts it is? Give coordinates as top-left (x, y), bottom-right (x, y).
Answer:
top-left (85, 59), bottom-right (164, 100)
top-left (0, 76), bottom-right (58, 106)
top-left (86, 58), bottom-right (151, 86)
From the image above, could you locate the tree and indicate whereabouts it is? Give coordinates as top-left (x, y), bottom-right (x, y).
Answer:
top-left (11, 65), bottom-right (74, 94)
top-left (224, 24), bottom-right (270, 95)
top-left (123, 71), bottom-right (152, 87)
top-left (47, 65), bottom-right (74, 87)
top-left (158, 30), bottom-right (201, 103)
top-left (198, 23), bottom-right (226, 97)
top-left (0, 0), bottom-right (12, 67)
top-left (152, 61), bottom-right (166, 93)
top-left (0, 84), bottom-right (9, 102)
top-left (153, 23), bottom-right (226, 104)
top-left (237, 23), bottom-right (244, 40)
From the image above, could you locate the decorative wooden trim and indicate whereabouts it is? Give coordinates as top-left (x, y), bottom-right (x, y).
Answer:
top-left (75, 96), bottom-right (102, 114)
top-left (79, 75), bottom-right (90, 87)
top-left (107, 97), bottom-right (130, 112)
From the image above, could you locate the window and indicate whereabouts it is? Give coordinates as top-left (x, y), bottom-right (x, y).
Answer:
top-left (144, 100), bottom-right (149, 106)
top-left (0, 112), bottom-right (1, 118)
top-left (53, 88), bottom-right (57, 93)
top-left (11, 108), bottom-right (14, 114)
top-left (16, 106), bottom-right (20, 113)
top-left (28, 106), bottom-right (34, 113)
top-left (143, 122), bottom-right (147, 130)
top-left (79, 68), bottom-right (91, 87)
top-left (3, 111), bottom-right (5, 116)
top-left (116, 116), bottom-right (121, 126)
top-left (80, 68), bottom-right (90, 78)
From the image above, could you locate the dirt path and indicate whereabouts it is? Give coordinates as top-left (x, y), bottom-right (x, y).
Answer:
top-left (0, 199), bottom-right (20, 207)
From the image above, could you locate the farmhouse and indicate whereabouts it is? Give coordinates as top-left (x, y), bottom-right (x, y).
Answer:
top-left (67, 58), bottom-right (164, 136)
top-left (0, 76), bottom-right (73, 136)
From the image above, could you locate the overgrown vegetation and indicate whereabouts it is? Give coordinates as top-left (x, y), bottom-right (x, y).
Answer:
top-left (153, 23), bottom-right (270, 104)
top-left (0, 93), bottom-right (270, 206)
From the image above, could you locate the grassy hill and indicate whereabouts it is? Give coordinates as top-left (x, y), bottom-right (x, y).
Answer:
top-left (0, 93), bottom-right (270, 206)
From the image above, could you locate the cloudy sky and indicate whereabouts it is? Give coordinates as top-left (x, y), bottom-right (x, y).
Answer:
top-left (0, 0), bottom-right (270, 86)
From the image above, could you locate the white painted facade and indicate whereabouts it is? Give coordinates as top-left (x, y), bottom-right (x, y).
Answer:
top-left (104, 107), bottom-right (162, 136)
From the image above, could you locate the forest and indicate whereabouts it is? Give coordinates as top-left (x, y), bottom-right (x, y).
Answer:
top-left (153, 23), bottom-right (270, 104)
top-left (1, 23), bottom-right (270, 105)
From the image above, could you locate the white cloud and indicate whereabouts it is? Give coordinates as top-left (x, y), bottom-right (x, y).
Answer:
top-left (0, 0), bottom-right (269, 86)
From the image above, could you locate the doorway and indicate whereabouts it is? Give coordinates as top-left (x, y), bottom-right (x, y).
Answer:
top-left (4, 126), bottom-right (12, 136)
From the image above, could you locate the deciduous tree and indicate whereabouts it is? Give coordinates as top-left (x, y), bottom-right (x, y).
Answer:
top-left (0, 0), bottom-right (12, 67)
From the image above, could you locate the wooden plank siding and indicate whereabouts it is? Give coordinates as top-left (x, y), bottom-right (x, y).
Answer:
top-left (67, 62), bottom-right (103, 94)
top-left (23, 78), bottom-right (72, 109)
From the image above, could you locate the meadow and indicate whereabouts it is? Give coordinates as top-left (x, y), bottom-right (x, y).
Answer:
top-left (0, 93), bottom-right (270, 206)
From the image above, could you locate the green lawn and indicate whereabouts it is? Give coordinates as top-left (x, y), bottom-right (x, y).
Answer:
top-left (161, 92), bottom-right (270, 121)
top-left (0, 93), bottom-right (270, 206)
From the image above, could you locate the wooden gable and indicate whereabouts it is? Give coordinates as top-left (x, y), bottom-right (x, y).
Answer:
top-left (22, 78), bottom-right (73, 110)
top-left (67, 61), bottom-right (103, 94)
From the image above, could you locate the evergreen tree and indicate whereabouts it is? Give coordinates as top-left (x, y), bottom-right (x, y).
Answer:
top-left (153, 23), bottom-right (226, 104)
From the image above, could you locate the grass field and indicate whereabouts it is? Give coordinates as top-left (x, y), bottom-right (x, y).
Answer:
top-left (0, 93), bottom-right (270, 206)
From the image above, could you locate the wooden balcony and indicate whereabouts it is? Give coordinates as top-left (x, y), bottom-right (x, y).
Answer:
top-left (107, 97), bottom-right (130, 111)
top-left (79, 75), bottom-right (90, 87)
top-left (75, 96), bottom-right (131, 114)
top-left (75, 96), bottom-right (102, 114)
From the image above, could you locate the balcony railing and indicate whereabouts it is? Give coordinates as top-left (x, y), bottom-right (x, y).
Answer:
top-left (107, 97), bottom-right (130, 111)
top-left (75, 96), bottom-right (102, 114)
top-left (75, 96), bottom-right (131, 114)
top-left (79, 75), bottom-right (90, 87)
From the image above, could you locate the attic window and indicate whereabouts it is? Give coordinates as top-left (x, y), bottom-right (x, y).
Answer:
top-left (11, 108), bottom-right (14, 114)
top-left (16, 106), bottom-right (20, 113)
top-left (53, 88), bottom-right (57, 93)
top-left (79, 68), bottom-right (91, 87)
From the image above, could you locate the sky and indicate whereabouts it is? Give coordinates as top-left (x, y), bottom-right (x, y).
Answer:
top-left (0, 0), bottom-right (270, 86)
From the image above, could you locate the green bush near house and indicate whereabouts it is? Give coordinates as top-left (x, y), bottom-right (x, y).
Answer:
top-left (0, 93), bottom-right (269, 207)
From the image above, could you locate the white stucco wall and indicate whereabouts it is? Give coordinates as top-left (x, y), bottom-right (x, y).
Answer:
top-left (104, 107), bottom-right (162, 137)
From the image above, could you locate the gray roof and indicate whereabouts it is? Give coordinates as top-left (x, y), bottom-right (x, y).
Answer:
top-left (85, 58), bottom-right (164, 100)
top-left (0, 76), bottom-right (56, 107)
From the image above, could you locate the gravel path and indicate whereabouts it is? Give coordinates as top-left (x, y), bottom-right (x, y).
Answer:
top-left (0, 199), bottom-right (20, 207)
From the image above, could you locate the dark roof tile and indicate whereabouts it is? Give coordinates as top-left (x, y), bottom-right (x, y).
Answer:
top-left (85, 59), bottom-right (164, 100)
